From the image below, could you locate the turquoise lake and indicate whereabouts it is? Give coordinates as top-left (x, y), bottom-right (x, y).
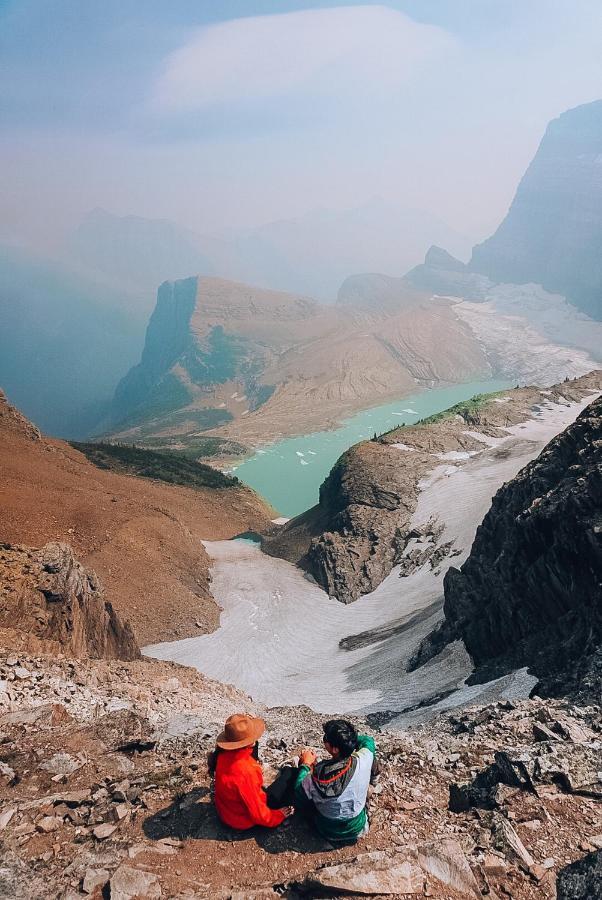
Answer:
top-left (231, 379), bottom-right (510, 518)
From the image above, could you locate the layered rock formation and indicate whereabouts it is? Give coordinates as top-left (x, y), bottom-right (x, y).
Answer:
top-left (0, 542), bottom-right (139, 660)
top-left (430, 394), bottom-right (602, 698)
top-left (470, 100), bottom-right (602, 320)
top-left (107, 274), bottom-right (490, 448)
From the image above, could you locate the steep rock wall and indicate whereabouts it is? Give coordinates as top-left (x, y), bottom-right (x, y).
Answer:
top-left (470, 100), bottom-right (602, 319)
top-left (441, 395), bottom-right (601, 695)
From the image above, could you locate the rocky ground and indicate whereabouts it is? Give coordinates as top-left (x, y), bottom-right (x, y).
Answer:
top-left (0, 646), bottom-right (600, 899)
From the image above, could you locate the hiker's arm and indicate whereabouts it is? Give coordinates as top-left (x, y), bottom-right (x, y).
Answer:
top-left (357, 734), bottom-right (380, 781)
top-left (237, 771), bottom-right (286, 828)
top-left (357, 734), bottom-right (376, 756)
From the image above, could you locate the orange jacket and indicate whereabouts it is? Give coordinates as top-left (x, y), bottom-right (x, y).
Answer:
top-left (214, 746), bottom-right (286, 829)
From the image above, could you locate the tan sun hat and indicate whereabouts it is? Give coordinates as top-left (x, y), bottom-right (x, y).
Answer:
top-left (216, 713), bottom-right (266, 750)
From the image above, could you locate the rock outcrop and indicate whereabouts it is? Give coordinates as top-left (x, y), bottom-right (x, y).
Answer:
top-left (404, 245), bottom-right (491, 300)
top-left (421, 394), bottom-right (601, 699)
top-left (0, 542), bottom-right (140, 660)
top-left (470, 100), bottom-right (602, 320)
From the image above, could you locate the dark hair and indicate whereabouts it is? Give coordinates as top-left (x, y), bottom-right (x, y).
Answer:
top-left (323, 719), bottom-right (358, 758)
top-left (208, 741), bottom-right (259, 776)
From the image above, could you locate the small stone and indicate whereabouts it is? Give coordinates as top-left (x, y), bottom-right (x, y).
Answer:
top-left (93, 822), bottom-right (117, 840)
top-left (0, 807), bottom-right (16, 831)
top-left (6, 656), bottom-right (18, 666)
top-left (110, 865), bottom-right (162, 899)
top-left (530, 864), bottom-right (548, 882)
top-left (589, 835), bottom-right (602, 850)
top-left (82, 868), bottom-right (110, 894)
top-left (14, 667), bottom-right (31, 679)
top-left (36, 816), bottom-right (62, 833)
top-left (111, 779), bottom-right (130, 802)
top-left (482, 852), bottom-right (509, 876)
top-left (111, 803), bottom-right (129, 822)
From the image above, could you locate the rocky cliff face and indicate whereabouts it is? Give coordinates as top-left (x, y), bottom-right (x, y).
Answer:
top-left (437, 395), bottom-right (601, 698)
top-left (470, 100), bottom-right (602, 320)
top-left (0, 542), bottom-right (140, 660)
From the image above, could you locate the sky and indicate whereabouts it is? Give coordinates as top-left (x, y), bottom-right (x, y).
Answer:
top-left (1, 0), bottom-right (601, 252)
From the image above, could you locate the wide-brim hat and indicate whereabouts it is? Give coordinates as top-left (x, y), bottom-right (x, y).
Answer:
top-left (216, 713), bottom-right (266, 750)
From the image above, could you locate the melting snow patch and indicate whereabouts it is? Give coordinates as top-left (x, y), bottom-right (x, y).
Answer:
top-left (392, 442), bottom-right (416, 452)
top-left (443, 466), bottom-right (460, 476)
top-left (437, 451), bottom-right (477, 461)
top-left (492, 396), bottom-right (512, 403)
top-left (271, 517), bottom-right (290, 525)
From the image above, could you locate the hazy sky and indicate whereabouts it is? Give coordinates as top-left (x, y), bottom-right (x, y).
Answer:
top-left (1, 0), bottom-right (601, 251)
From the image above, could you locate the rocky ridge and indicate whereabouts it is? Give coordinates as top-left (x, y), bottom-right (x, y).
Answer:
top-left (0, 645), bottom-right (600, 899)
top-left (413, 394), bottom-right (602, 700)
top-left (263, 371), bottom-right (602, 604)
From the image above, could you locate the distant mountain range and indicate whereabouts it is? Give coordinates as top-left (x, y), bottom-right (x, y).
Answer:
top-left (68, 199), bottom-right (473, 304)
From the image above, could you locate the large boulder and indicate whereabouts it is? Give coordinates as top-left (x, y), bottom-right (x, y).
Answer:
top-left (0, 541), bottom-right (139, 660)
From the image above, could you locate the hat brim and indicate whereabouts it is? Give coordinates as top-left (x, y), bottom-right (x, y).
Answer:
top-left (216, 716), bottom-right (266, 750)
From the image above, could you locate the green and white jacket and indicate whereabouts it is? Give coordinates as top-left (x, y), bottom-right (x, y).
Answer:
top-left (294, 735), bottom-right (376, 842)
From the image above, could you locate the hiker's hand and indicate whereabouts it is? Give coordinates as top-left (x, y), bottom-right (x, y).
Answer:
top-left (282, 805), bottom-right (294, 818)
top-left (300, 749), bottom-right (317, 767)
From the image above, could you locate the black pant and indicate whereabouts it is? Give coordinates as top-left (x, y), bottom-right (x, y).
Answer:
top-left (264, 765), bottom-right (299, 809)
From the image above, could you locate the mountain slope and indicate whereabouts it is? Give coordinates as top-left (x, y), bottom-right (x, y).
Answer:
top-left (470, 99), bottom-right (602, 320)
top-left (0, 389), bottom-right (271, 644)
top-left (423, 394), bottom-right (601, 699)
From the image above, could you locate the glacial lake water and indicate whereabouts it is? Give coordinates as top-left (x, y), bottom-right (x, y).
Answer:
top-left (231, 379), bottom-right (510, 517)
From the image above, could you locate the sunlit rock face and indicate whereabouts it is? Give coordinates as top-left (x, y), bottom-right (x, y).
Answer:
top-left (470, 100), bottom-right (602, 320)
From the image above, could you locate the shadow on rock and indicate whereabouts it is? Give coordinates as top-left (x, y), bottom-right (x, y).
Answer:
top-left (142, 788), bottom-right (331, 856)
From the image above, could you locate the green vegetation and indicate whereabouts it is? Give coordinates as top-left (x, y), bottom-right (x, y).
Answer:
top-left (71, 441), bottom-right (240, 490)
top-left (414, 390), bottom-right (506, 426)
top-left (139, 435), bottom-right (249, 459)
top-left (373, 389), bottom-right (508, 441)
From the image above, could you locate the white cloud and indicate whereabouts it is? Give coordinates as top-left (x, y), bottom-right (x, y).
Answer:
top-left (151, 5), bottom-right (454, 114)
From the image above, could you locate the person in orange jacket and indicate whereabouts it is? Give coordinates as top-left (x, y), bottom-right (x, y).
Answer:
top-left (209, 713), bottom-right (294, 829)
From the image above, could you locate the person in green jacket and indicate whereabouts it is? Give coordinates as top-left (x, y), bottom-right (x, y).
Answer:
top-left (294, 719), bottom-right (377, 844)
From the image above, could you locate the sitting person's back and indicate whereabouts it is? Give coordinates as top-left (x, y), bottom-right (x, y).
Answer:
top-left (295, 719), bottom-right (376, 843)
top-left (211, 714), bottom-right (292, 829)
